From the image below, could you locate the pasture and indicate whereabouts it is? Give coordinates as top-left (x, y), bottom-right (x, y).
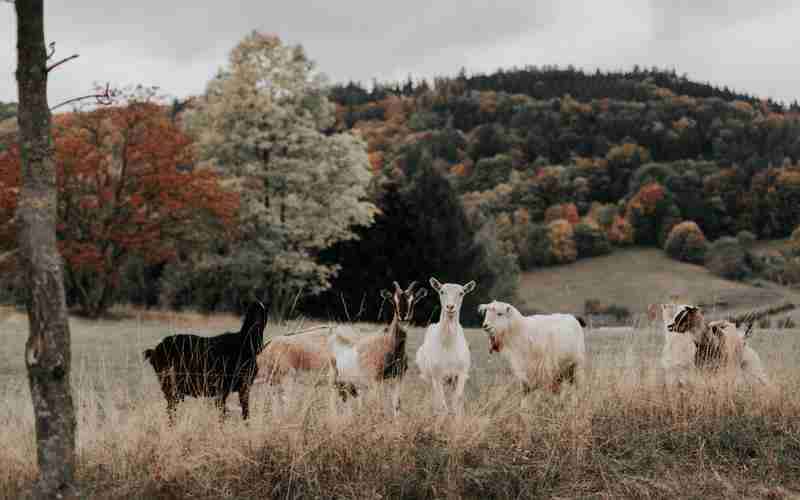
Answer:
top-left (2, 306), bottom-right (800, 499)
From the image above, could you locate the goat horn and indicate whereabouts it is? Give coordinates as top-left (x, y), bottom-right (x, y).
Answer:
top-left (407, 281), bottom-right (418, 292)
top-left (393, 281), bottom-right (402, 292)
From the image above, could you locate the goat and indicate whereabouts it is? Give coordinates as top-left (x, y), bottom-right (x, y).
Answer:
top-left (143, 301), bottom-right (267, 422)
top-left (254, 324), bottom-right (356, 409)
top-left (667, 304), bottom-right (771, 387)
top-left (329, 281), bottom-right (428, 416)
top-left (415, 277), bottom-right (476, 414)
top-left (657, 303), bottom-right (698, 389)
top-left (478, 301), bottom-right (585, 404)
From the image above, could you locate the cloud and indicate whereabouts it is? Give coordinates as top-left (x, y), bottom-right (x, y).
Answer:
top-left (1, 1), bottom-right (798, 105)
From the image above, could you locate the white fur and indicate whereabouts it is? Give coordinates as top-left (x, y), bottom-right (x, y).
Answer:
top-left (415, 278), bottom-right (475, 414)
top-left (479, 301), bottom-right (585, 400)
top-left (659, 303), bottom-right (697, 389)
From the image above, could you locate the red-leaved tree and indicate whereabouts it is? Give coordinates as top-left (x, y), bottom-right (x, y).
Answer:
top-left (0, 98), bottom-right (237, 316)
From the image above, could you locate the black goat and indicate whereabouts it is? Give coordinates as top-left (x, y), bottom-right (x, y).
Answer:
top-left (143, 301), bottom-right (267, 422)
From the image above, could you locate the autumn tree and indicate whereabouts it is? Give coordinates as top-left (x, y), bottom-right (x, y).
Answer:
top-left (189, 31), bottom-right (376, 316)
top-left (0, 94), bottom-right (238, 317)
top-left (664, 221), bottom-right (708, 264)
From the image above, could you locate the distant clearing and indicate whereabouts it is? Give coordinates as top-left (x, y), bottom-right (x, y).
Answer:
top-left (517, 247), bottom-right (798, 317)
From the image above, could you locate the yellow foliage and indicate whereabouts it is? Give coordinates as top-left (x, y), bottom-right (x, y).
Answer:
top-left (548, 219), bottom-right (577, 264)
top-left (732, 100), bottom-right (754, 114)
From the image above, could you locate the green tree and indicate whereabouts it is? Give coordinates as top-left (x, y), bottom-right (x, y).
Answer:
top-left (189, 32), bottom-right (377, 316)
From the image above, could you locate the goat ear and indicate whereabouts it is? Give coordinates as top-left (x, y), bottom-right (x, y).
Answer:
top-left (477, 303), bottom-right (488, 314)
top-left (463, 280), bottom-right (476, 295)
top-left (506, 305), bottom-right (511, 314)
top-left (380, 289), bottom-right (393, 301)
top-left (429, 277), bottom-right (442, 291)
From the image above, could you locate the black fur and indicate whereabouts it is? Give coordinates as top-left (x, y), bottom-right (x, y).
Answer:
top-left (143, 301), bottom-right (267, 422)
top-left (574, 316), bottom-right (587, 328)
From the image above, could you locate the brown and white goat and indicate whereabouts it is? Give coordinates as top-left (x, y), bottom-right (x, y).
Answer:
top-left (667, 305), bottom-right (770, 387)
top-left (255, 324), bottom-right (357, 409)
top-left (329, 281), bottom-right (428, 416)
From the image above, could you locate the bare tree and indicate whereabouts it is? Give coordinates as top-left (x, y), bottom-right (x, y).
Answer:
top-left (14, 1), bottom-right (78, 497)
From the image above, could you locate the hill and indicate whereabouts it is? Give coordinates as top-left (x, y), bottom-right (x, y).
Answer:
top-left (515, 247), bottom-right (798, 320)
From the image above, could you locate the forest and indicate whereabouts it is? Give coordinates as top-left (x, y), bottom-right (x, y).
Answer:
top-left (3, 34), bottom-right (800, 324)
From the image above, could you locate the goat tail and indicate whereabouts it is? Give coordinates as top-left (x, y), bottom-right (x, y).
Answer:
top-left (574, 315), bottom-right (587, 328)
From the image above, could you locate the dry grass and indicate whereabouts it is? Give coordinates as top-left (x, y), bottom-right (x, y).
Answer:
top-left (2, 306), bottom-right (800, 499)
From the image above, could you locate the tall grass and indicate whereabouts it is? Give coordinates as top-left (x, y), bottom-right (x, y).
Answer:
top-left (1, 307), bottom-right (799, 499)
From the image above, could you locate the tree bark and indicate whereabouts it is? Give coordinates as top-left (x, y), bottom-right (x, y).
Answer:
top-left (15, 1), bottom-right (79, 498)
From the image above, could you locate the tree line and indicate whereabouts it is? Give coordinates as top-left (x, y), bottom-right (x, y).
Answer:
top-left (5, 33), bottom-right (800, 324)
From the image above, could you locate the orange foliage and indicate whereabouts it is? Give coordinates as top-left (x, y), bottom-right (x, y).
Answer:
top-left (544, 203), bottom-right (579, 225)
top-left (626, 182), bottom-right (665, 217)
top-left (368, 151), bottom-right (384, 173)
top-left (0, 102), bottom-right (237, 313)
top-left (608, 215), bottom-right (634, 245)
top-left (547, 219), bottom-right (577, 264)
top-left (450, 162), bottom-right (468, 177)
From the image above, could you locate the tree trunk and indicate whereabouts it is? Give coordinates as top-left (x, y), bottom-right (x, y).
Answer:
top-left (15, 1), bottom-right (79, 498)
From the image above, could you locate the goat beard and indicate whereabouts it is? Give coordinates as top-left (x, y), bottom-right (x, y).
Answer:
top-left (488, 335), bottom-right (501, 353)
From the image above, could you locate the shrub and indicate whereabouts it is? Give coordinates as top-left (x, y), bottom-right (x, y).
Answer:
top-left (664, 221), bottom-right (708, 264)
top-left (736, 230), bottom-right (757, 249)
top-left (574, 221), bottom-right (612, 258)
top-left (548, 219), bottom-right (577, 264)
top-left (608, 215), bottom-right (634, 246)
top-left (521, 223), bottom-right (553, 269)
top-left (790, 226), bottom-right (800, 255)
top-left (705, 237), bottom-right (752, 281)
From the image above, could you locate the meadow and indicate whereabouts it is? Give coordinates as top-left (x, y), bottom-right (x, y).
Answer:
top-left (1, 305), bottom-right (800, 499)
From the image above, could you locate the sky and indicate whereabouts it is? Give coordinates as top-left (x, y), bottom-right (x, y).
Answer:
top-left (2, 1), bottom-right (799, 106)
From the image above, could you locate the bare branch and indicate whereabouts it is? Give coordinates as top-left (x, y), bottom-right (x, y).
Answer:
top-left (49, 82), bottom-right (116, 111)
top-left (47, 53), bottom-right (79, 72)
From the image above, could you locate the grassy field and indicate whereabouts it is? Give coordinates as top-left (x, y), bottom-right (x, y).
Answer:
top-left (517, 247), bottom-right (800, 319)
top-left (2, 304), bottom-right (800, 499)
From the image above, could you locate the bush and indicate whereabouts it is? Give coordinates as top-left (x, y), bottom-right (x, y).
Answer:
top-left (664, 221), bottom-right (708, 264)
top-left (574, 222), bottom-right (612, 258)
top-left (547, 219), bottom-right (577, 264)
top-left (705, 237), bottom-right (752, 281)
top-left (790, 226), bottom-right (800, 255)
top-left (521, 223), bottom-right (553, 269)
top-left (736, 230), bottom-right (756, 249)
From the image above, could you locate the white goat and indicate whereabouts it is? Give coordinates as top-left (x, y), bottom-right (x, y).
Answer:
top-left (415, 277), bottom-right (476, 414)
top-left (328, 281), bottom-right (428, 416)
top-left (478, 301), bottom-right (585, 404)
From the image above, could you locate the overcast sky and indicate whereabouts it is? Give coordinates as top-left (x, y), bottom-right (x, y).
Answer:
top-left (2, 1), bottom-right (799, 106)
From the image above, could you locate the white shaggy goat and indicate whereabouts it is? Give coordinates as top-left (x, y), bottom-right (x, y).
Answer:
top-left (666, 304), bottom-right (771, 388)
top-left (415, 278), bottom-right (476, 414)
top-left (478, 301), bottom-right (586, 403)
top-left (328, 281), bottom-right (428, 416)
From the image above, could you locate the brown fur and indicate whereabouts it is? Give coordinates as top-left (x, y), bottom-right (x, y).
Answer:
top-left (257, 332), bottom-right (333, 385)
top-left (694, 320), bottom-right (745, 373)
